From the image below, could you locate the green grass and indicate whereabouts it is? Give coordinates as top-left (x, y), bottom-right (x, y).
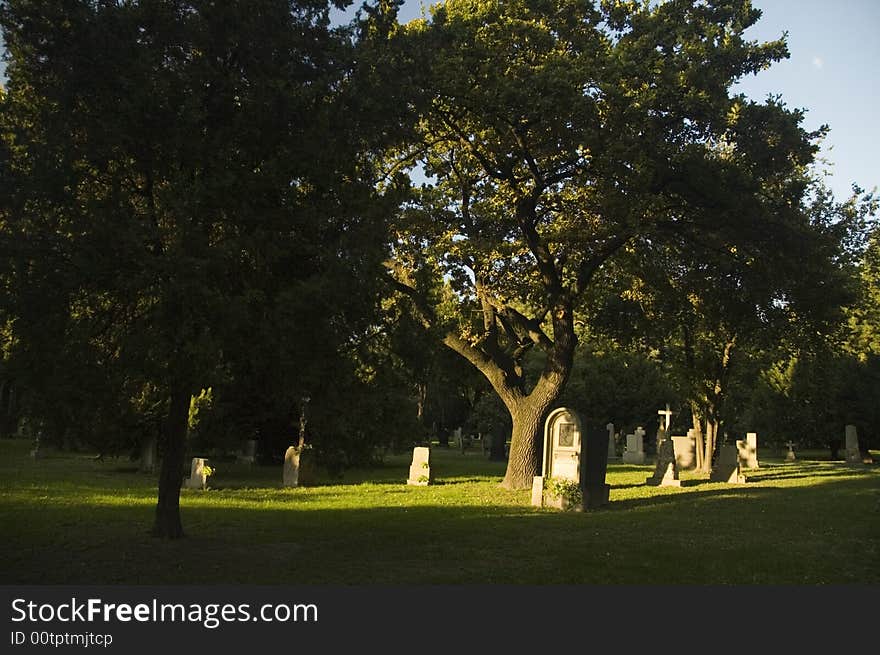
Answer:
top-left (1, 438), bottom-right (878, 584)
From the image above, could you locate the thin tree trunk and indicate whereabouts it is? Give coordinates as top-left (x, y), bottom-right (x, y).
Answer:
top-left (691, 405), bottom-right (704, 472)
top-left (701, 419), bottom-right (715, 475)
top-left (152, 383), bottom-right (190, 539)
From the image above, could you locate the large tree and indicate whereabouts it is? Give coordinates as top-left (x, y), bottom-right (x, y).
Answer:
top-left (383, 0), bottom-right (830, 488)
top-left (0, 0), bottom-right (391, 536)
top-left (389, 0), bottom-right (828, 488)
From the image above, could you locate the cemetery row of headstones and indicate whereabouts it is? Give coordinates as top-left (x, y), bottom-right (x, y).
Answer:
top-left (146, 413), bottom-right (870, 494)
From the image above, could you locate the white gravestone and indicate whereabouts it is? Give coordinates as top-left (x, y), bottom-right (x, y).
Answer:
top-left (184, 457), bottom-right (208, 490)
top-left (710, 445), bottom-right (745, 484)
top-left (283, 446), bottom-right (302, 487)
top-left (645, 427), bottom-right (681, 487)
top-left (622, 427), bottom-right (646, 464)
top-left (785, 441), bottom-right (797, 462)
top-left (407, 446), bottom-right (433, 485)
top-left (736, 432), bottom-right (759, 469)
top-left (671, 434), bottom-right (696, 471)
top-left (657, 404), bottom-right (673, 431)
top-left (844, 425), bottom-right (861, 464)
top-left (533, 407), bottom-right (583, 510)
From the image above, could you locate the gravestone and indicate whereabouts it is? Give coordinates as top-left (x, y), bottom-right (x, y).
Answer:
top-left (283, 446), bottom-right (303, 487)
top-left (844, 425), bottom-right (861, 464)
top-left (407, 446), bottom-right (433, 485)
top-left (531, 476), bottom-right (544, 507)
top-left (645, 427), bottom-right (681, 487)
top-left (606, 422), bottom-right (619, 461)
top-left (184, 457), bottom-right (208, 490)
top-left (671, 434), bottom-right (696, 470)
top-left (785, 441), bottom-right (797, 462)
top-left (736, 432), bottom-right (759, 469)
top-left (534, 407), bottom-right (582, 510)
top-left (453, 427), bottom-right (463, 452)
top-left (30, 433), bottom-right (42, 459)
top-left (710, 445), bottom-right (745, 483)
top-left (139, 435), bottom-right (157, 473)
top-left (581, 425), bottom-right (611, 509)
top-left (657, 404), bottom-right (673, 431)
top-left (622, 427), bottom-right (646, 464)
top-left (237, 439), bottom-right (257, 465)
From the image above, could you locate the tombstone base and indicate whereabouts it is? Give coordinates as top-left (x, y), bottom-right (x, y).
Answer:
top-left (542, 493), bottom-right (582, 512)
top-left (710, 469), bottom-right (746, 484)
top-left (845, 449), bottom-right (863, 464)
top-left (645, 476), bottom-right (681, 487)
top-left (622, 452), bottom-right (645, 465)
top-left (406, 476), bottom-right (431, 486)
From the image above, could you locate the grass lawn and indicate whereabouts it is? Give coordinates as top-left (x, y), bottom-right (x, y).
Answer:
top-left (1, 437), bottom-right (877, 584)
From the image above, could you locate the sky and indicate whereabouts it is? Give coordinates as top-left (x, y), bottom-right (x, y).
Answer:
top-left (1, 1), bottom-right (876, 204)
top-left (390, 0), bottom-right (880, 204)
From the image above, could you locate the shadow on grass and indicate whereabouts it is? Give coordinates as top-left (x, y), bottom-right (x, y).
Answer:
top-left (3, 471), bottom-right (878, 585)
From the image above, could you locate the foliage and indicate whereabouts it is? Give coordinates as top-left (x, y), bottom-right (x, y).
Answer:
top-left (544, 477), bottom-right (582, 509)
top-left (381, 0), bottom-right (838, 487)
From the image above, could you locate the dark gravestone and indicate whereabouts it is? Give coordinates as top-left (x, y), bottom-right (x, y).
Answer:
top-left (829, 438), bottom-right (842, 461)
top-left (580, 426), bottom-right (611, 509)
top-left (489, 433), bottom-right (508, 461)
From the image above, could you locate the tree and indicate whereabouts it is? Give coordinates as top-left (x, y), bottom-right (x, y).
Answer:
top-left (383, 0), bottom-right (823, 488)
top-left (1, 0), bottom-right (391, 536)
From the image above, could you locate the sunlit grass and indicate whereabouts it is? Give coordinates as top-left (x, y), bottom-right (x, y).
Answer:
top-left (1, 437), bottom-right (877, 584)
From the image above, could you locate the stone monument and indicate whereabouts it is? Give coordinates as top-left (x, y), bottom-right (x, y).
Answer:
top-left (645, 426), bottom-right (681, 487)
top-left (710, 445), bottom-right (745, 483)
top-left (844, 425), bottom-right (862, 464)
top-left (671, 432), bottom-right (697, 470)
top-left (184, 457), bottom-right (208, 490)
top-left (533, 407), bottom-right (600, 510)
top-left (237, 438), bottom-right (257, 465)
top-left (283, 446), bottom-right (303, 487)
top-left (606, 422), bottom-right (619, 462)
top-left (407, 446), bottom-right (433, 485)
top-left (139, 435), bottom-right (157, 473)
top-left (785, 440), bottom-right (797, 462)
top-left (736, 432), bottom-right (759, 469)
top-left (622, 427), bottom-right (646, 464)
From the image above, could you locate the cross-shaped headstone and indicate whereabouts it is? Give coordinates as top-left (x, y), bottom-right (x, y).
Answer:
top-left (657, 404), bottom-right (674, 431)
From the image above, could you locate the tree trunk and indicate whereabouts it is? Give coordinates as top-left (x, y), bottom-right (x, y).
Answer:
top-left (701, 419), bottom-right (715, 475)
top-left (691, 405), bottom-right (704, 472)
top-left (152, 383), bottom-right (190, 539)
top-left (502, 402), bottom-right (547, 489)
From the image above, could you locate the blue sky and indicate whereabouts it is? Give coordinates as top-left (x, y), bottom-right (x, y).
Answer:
top-left (392, 0), bottom-right (879, 204)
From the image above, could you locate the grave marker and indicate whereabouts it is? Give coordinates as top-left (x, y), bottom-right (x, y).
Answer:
top-left (184, 457), bottom-right (208, 490)
top-left (139, 436), bottom-right (157, 473)
top-left (607, 422), bottom-right (619, 461)
top-left (622, 427), bottom-right (646, 464)
top-left (407, 446), bottom-right (433, 485)
top-left (671, 434), bottom-right (696, 470)
top-left (710, 445), bottom-right (745, 484)
top-left (844, 425), bottom-right (861, 464)
top-left (645, 427), bottom-right (681, 487)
